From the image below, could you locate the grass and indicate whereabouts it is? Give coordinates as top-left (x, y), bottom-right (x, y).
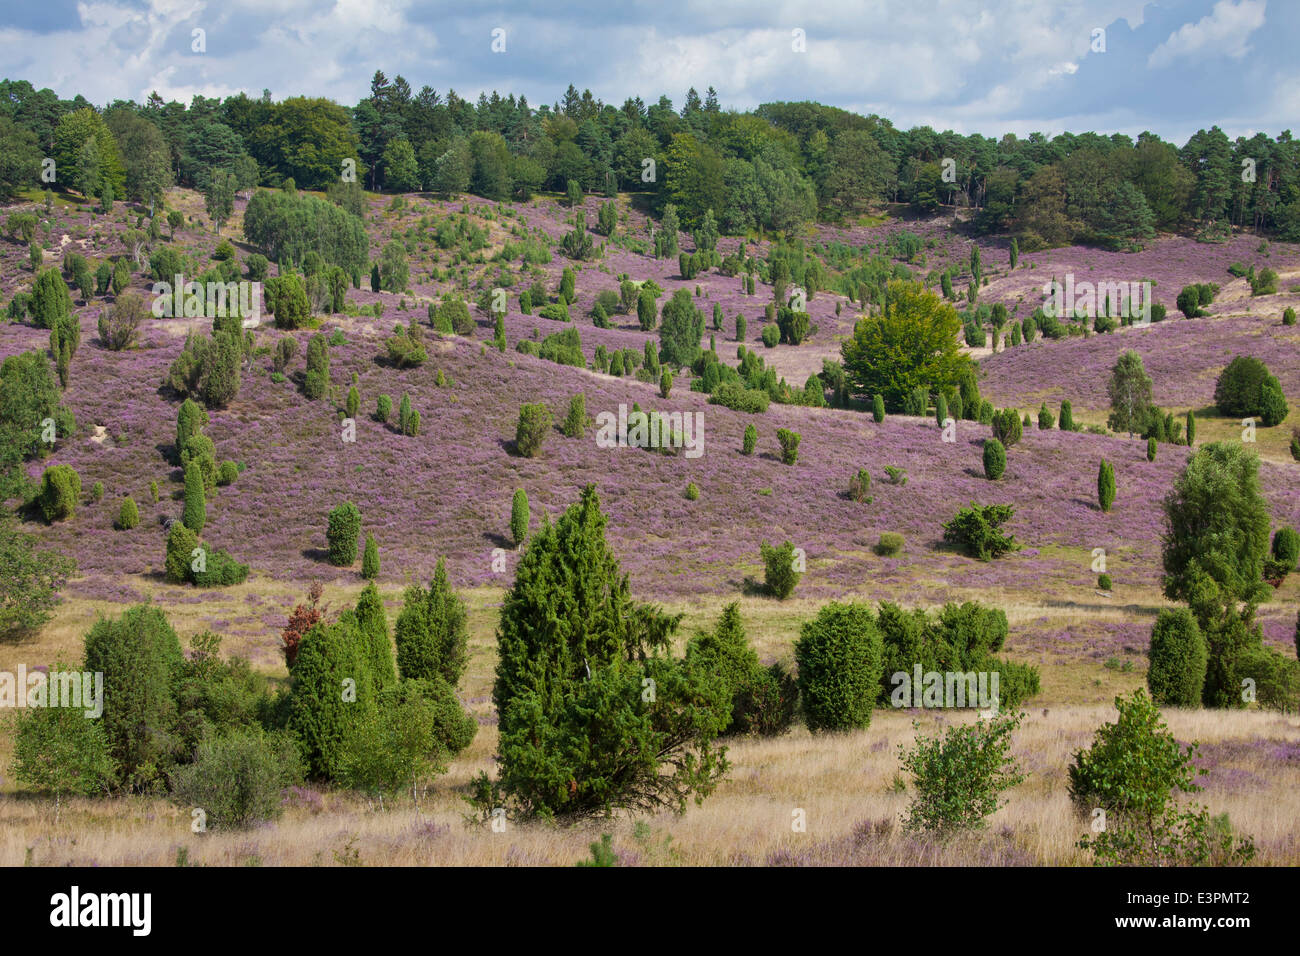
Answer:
top-left (4, 702), bottom-right (1295, 866)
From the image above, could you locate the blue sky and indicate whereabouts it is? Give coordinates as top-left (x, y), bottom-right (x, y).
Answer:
top-left (1, 0), bottom-right (1294, 145)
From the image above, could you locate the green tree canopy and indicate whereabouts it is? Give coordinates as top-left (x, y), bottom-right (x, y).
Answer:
top-left (841, 280), bottom-right (970, 409)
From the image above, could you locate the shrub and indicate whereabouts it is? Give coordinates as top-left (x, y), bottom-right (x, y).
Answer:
top-left (794, 602), bottom-right (882, 732)
top-left (873, 394), bottom-right (885, 422)
top-left (1097, 573), bottom-right (1112, 591)
top-left (361, 533), bottom-right (380, 579)
top-left (776, 428), bottom-right (800, 465)
top-left (302, 334), bottom-right (329, 400)
top-left (509, 488), bottom-right (530, 547)
top-left (1097, 459), bottom-right (1116, 513)
top-left (991, 408), bottom-right (1022, 447)
top-left (182, 460), bottom-right (206, 533)
top-left (181, 433), bottom-right (217, 492)
top-left (164, 522), bottom-right (200, 584)
top-left (326, 502), bottom-right (362, 566)
top-left (394, 557), bottom-right (469, 687)
top-left (942, 502), bottom-right (1019, 561)
top-left (385, 327), bottom-right (426, 367)
top-left (1273, 527), bottom-right (1300, 570)
top-left (10, 675), bottom-right (116, 804)
top-left (741, 424), bottom-right (757, 455)
top-left (760, 324), bottom-right (779, 348)
top-left (982, 439), bottom-right (1006, 480)
top-left (1146, 437), bottom-right (1157, 462)
top-left (1037, 403), bottom-right (1054, 430)
top-left (710, 383), bottom-right (769, 414)
top-left (1176, 285), bottom-right (1207, 318)
top-left (898, 712), bottom-right (1026, 835)
top-left (562, 393), bottom-right (586, 438)
top-left (903, 386), bottom-right (927, 416)
top-left (169, 729), bottom-right (303, 830)
top-left (336, 678), bottom-right (471, 799)
top-left (398, 394), bottom-right (420, 436)
top-left (848, 468), bottom-right (872, 504)
top-left (1250, 267), bottom-right (1278, 296)
top-left (1284, 307), bottom-right (1296, 326)
top-left (659, 370), bottom-right (673, 399)
top-left (1147, 609), bottom-right (1207, 707)
top-left (515, 402), bottom-right (552, 457)
top-left (1071, 690), bottom-right (1255, 866)
top-left (1214, 356), bottom-right (1277, 418)
top-left (1259, 378), bottom-right (1288, 427)
top-left (116, 496), bottom-right (139, 530)
top-left (190, 546), bottom-right (250, 587)
top-left (82, 604), bottom-right (184, 789)
top-left (685, 482), bottom-right (699, 501)
top-left (760, 539), bottom-right (801, 599)
top-left (287, 616), bottom-right (370, 779)
top-left (684, 604), bottom-right (762, 735)
top-left (38, 465), bottom-right (81, 523)
top-left (876, 532), bottom-right (904, 556)
top-left (884, 466), bottom-right (907, 486)
top-left (217, 460), bottom-right (239, 487)
top-left (376, 393), bottom-right (392, 423)
top-left (272, 336), bottom-right (297, 373)
top-left (97, 292), bottom-right (146, 350)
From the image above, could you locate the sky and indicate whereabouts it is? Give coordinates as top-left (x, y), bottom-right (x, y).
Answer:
top-left (0, 0), bottom-right (1294, 145)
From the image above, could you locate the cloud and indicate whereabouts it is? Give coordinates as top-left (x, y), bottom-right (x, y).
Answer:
top-left (0, 0), bottom-right (1290, 144)
top-left (1147, 0), bottom-right (1266, 69)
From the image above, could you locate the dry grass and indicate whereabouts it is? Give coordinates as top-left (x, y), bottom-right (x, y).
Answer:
top-left (4, 705), bottom-right (1297, 866)
top-left (4, 576), bottom-right (1297, 866)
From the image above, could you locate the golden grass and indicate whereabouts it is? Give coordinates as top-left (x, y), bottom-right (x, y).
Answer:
top-left (4, 705), bottom-right (1297, 866)
top-left (3, 566), bottom-right (1296, 866)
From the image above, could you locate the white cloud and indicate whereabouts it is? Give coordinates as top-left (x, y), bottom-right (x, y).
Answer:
top-left (1147, 0), bottom-right (1266, 69)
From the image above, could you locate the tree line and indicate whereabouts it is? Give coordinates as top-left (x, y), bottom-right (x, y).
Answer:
top-left (3, 75), bottom-right (1299, 247)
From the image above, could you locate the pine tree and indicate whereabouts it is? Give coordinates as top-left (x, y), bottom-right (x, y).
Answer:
top-left (370, 263), bottom-right (380, 292)
top-left (182, 460), bottom-right (205, 533)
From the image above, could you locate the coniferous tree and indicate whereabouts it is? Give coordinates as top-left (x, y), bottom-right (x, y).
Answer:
top-left (354, 581), bottom-right (396, 692)
top-left (182, 460), bottom-right (206, 533)
top-left (361, 532), bottom-right (380, 579)
top-left (1098, 459), bottom-right (1116, 513)
top-left (487, 485), bottom-right (727, 818)
top-left (394, 557), bottom-right (468, 688)
top-left (510, 488), bottom-right (529, 547)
